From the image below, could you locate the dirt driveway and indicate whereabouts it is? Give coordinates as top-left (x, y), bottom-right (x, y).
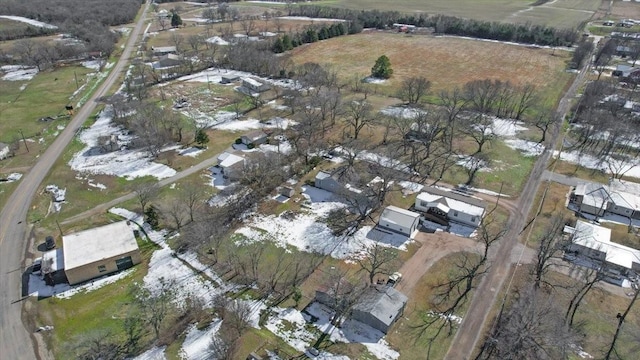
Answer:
top-left (395, 231), bottom-right (484, 296)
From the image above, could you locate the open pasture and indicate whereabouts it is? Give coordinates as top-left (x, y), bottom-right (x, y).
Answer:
top-left (290, 32), bottom-right (573, 101)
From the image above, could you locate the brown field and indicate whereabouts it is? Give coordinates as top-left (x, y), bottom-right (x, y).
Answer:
top-left (290, 32), bottom-right (574, 102)
top-left (610, 0), bottom-right (640, 20)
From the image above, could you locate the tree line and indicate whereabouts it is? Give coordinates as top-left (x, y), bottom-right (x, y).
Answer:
top-left (272, 22), bottom-right (352, 53)
top-left (289, 5), bottom-right (579, 46)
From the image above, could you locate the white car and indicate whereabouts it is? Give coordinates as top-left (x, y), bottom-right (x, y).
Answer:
top-left (387, 272), bottom-right (402, 286)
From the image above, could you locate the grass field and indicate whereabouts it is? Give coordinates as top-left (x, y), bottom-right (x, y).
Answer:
top-left (290, 32), bottom-right (573, 103)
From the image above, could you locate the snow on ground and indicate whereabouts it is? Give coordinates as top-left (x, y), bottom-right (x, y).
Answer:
top-left (179, 320), bottom-right (222, 360)
top-left (176, 67), bottom-right (302, 90)
top-left (45, 184), bottom-right (66, 212)
top-left (178, 146), bottom-right (205, 157)
top-left (266, 307), bottom-right (318, 352)
top-left (260, 31), bottom-right (278, 37)
top-left (277, 16), bottom-right (346, 22)
top-left (81, 60), bottom-right (103, 70)
top-left (132, 346), bottom-right (167, 360)
top-left (1, 65), bottom-right (38, 81)
top-left (469, 187), bottom-right (510, 197)
top-left (490, 118), bottom-right (528, 137)
top-left (305, 302), bottom-right (399, 360)
top-left (503, 139), bottom-right (545, 157)
top-left (0, 15), bottom-right (57, 29)
top-left (69, 107), bottom-right (177, 180)
top-left (1, 173), bottom-right (22, 183)
top-left (554, 149), bottom-right (640, 179)
top-left (87, 179), bottom-right (107, 190)
top-left (380, 106), bottom-right (426, 119)
top-left (235, 185), bottom-right (414, 259)
top-left (208, 167), bottom-right (229, 190)
top-left (213, 116), bottom-right (297, 132)
top-left (205, 36), bottom-right (229, 45)
top-left (27, 268), bottom-right (134, 298)
top-left (182, 17), bottom-right (210, 23)
top-left (398, 180), bottom-right (424, 195)
top-left (363, 76), bottom-right (387, 84)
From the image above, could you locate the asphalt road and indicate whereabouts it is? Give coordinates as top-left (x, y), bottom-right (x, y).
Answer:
top-left (444, 51), bottom-right (593, 359)
top-left (0, 2), bottom-right (150, 358)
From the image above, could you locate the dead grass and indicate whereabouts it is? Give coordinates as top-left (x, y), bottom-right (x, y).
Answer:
top-left (524, 180), bottom-right (574, 248)
top-left (290, 32), bottom-right (573, 103)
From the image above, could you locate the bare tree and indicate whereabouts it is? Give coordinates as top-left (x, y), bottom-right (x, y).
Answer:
top-left (179, 181), bottom-right (205, 222)
top-left (157, 15), bottom-right (169, 31)
top-left (134, 182), bottom-right (159, 214)
top-left (354, 243), bottom-right (398, 284)
top-left (345, 99), bottom-right (375, 140)
top-left (531, 215), bottom-right (567, 289)
top-left (460, 113), bottom-right (495, 154)
top-left (131, 278), bottom-right (176, 340)
top-left (397, 76), bottom-right (431, 105)
top-left (240, 17), bottom-right (256, 36)
top-left (605, 288), bottom-right (640, 360)
top-left (170, 33), bottom-right (184, 54)
top-left (187, 34), bottom-right (204, 52)
top-left (68, 329), bottom-right (122, 360)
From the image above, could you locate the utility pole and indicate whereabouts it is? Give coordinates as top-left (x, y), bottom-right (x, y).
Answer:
top-left (19, 129), bottom-right (29, 153)
top-left (74, 71), bottom-right (79, 90)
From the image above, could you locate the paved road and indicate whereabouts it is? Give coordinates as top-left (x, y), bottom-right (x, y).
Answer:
top-left (445, 50), bottom-right (593, 359)
top-left (0, 3), bottom-right (150, 359)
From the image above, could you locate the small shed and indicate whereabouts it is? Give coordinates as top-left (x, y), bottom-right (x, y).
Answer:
top-left (279, 186), bottom-right (295, 198)
top-left (378, 205), bottom-right (421, 237)
top-left (0, 142), bottom-right (10, 160)
top-left (154, 54), bottom-right (183, 68)
top-left (62, 221), bottom-right (141, 285)
top-left (351, 286), bottom-right (408, 334)
top-left (315, 171), bottom-right (343, 193)
top-left (151, 46), bottom-right (177, 56)
top-left (242, 77), bottom-right (271, 93)
top-left (241, 130), bottom-right (268, 146)
top-left (221, 75), bottom-right (240, 84)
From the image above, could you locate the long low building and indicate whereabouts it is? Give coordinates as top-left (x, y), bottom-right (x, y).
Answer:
top-left (63, 221), bottom-right (141, 285)
top-left (414, 187), bottom-right (486, 227)
top-left (378, 205), bottom-right (421, 237)
top-left (572, 179), bottom-right (640, 219)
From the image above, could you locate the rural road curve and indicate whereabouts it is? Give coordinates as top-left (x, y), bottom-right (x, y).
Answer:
top-left (445, 50), bottom-right (593, 359)
top-left (0, 2), bottom-right (150, 359)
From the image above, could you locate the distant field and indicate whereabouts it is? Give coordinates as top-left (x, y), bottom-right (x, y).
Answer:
top-left (312, 0), bottom-right (602, 27)
top-left (290, 32), bottom-right (573, 103)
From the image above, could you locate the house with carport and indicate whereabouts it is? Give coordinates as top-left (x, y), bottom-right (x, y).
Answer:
top-left (414, 187), bottom-right (486, 227)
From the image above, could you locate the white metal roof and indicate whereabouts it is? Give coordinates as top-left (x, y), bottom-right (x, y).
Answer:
top-left (576, 180), bottom-right (640, 212)
top-left (571, 220), bottom-right (640, 270)
top-left (417, 191), bottom-right (485, 217)
top-left (62, 221), bottom-right (139, 271)
top-left (242, 77), bottom-right (263, 87)
top-left (219, 153), bottom-right (244, 168)
top-left (380, 205), bottom-right (420, 229)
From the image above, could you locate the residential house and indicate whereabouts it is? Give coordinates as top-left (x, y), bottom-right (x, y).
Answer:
top-left (0, 142), bottom-right (10, 160)
top-left (220, 75), bottom-right (240, 84)
top-left (414, 187), bottom-right (486, 227)
top-left (572, 180), bottom-right (640, 219)
top-left (616, 45), bottom-right (634, 57)
top-left (151, 46), bottom-right (177, 57)
top-left (350, 286), bottom-right (408, 334)
top-left (613, 64), bottom-right (636, 77)
top-left (315, 171), bottom-right (344, 193)
top-left (63, 221), bottom-right (141, 285)
top-left (242, 77), bottom-right (270, 93)
top-left (378, 205), bottom-right (421, 237)
top-left (217, 151), bottom-right (246, 180)
top-left (241, 130), bottom-right (268, 146)
top-left (564, 220), bottom-right (640, 286)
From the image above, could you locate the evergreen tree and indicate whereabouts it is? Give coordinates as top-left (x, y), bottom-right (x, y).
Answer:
top-left (282, 34), bottom-right (293, 50)
top-left (171, 12), bottom-right (183, 28)
top-left (272, 37), bottom-right (284, 53)
top-left (371, 55), bottom-right (393, 79)
top-left (144, 205), bottom-right (160, 230)
top-left (195, 128), bottom-right (209, 147)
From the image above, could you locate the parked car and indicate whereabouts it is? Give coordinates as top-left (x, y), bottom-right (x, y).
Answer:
top-left (45, 236), bottom-right (55, 250)
top-left (32, 258), bottom-right (42, 275)
top-left (387, 272), bottom-right (403, 286)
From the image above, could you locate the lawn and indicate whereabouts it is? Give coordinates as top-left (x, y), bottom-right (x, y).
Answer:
top-left (290, 32), bottom-right (573, 103)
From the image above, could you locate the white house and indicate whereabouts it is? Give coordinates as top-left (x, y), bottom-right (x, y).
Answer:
top-left (415, 187), bottom-right (486, 227)
top-left (565, 220), bottom-right (640, 286)
top-left (217, 151), bottom-right (246, 180)
top-left (572, 180), bottom-right (640, 219)
top-left (378, 205), bottom-right (421, 237)
top-left (63, 221), bottom-right (141, 285)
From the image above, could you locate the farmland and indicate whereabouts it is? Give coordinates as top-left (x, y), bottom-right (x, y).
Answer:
top-left (290, 31), bottom-right (574, 103)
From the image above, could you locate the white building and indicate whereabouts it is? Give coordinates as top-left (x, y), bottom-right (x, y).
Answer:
top-left (217, 151), bottom-right (246, 180)
top-left (241, 77), bottom-right (270, 93)
top-left (378, 205), bottom-right (421, 237)
top-left (63, 221), bottom-right (141, 285)
top-left (0, 142), bottom-right (10, 160)
top-left (572, 180), bottom-right (640, 219)
top-left (565, 220), bottom-right (640, 286)
top-left (415, 187), bottom-right (486, 227)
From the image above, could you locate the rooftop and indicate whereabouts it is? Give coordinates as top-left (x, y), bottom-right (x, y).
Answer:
top-left (352, 286), bottom-right (408, 327)
top-left (219, 152), bottom-right (245, 168)
top-left (242, 77), bottom-right (263, 87)
top-left (569, 220), bottom-right (640, 270)
top-left (242, 130), bottom-right (267, 141)
top-left (62, 221), bottom-right (139, 270)
top-left (417, 187), bottom-right (486, 217)
top-left (42, 248), bottom-right (64, 273)
top-left (380, 205), bottom-right (420, 229)
top-left (576, 180), bottom-right (640, 212)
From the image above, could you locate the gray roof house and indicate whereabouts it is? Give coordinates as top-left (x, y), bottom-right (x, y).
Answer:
top-left (241, 130), bottom-right (268, 146)
top-left (315, 170), bottom-right (344, 194)
top-left (151, 46), bottom-right (177, 56)
top-left (378, 205), bottom-right (421, 237)
top-left (351, 286), bottom-right (408, 334)
top-left (572, 180), bottom-right (640, 219)
top-left (0, 142), bottom-right (10, 160)
top-left (154, 54), bottom-right (183, 69)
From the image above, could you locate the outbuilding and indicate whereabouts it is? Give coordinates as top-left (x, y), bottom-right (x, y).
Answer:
top-left (378, 205), bottom-right (421, 237)
top-left (241, 130), bottom-right (268, 146)
top-left (242, 77), bottom-right (271, 93)
top-left (350, 286), bottom-right (408, 334)
top-left (62, 221), bottom-right (141, 285)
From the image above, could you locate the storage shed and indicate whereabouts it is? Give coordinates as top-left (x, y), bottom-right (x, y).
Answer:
top-left (378, 205), bottom-right (421, 237)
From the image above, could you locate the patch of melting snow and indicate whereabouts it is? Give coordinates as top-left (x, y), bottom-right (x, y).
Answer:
top-left (0, 15), bottom-right (57, 29)
top-left (380, 106), bottom-right (426, 119)
top-left (19, 83), bottom-right (27, 91)
top-left (554, 149), bottom-right (640, 179)
top-left (45, 185), bottom-right (66, 212)
top-left (363, 76), bottom-right (387, 84)
top-left (87, 179), bottom-right (107, 190)
top-left (205, 36), bottom-right (229, 45)
top-left (177, 147), bottom-right (205, 157)
top-left (212, 116), bottom-right (297, 132)
top-left (1, 65), bottom-right (38, 81)
top-left (277, 16), bottom-right (346, 22)
top-left (176, 67), bottom-right (302, 91)
top-left (81, 60), bottom-right (103, 70)
top-left (398, 180), bottom-right (424, 195)
top-left (2, 173), bottom-right (22, 183)
top-left (28, 268), bottom-right (134, 298)
top-left (503, 139), bottom-right (545, 157)
top-left (132, 346), bottom-right (167, 360)
top-left (69, 107), bottom-right (177, 180)
top-left (179, 320), bottom-right (223, 360)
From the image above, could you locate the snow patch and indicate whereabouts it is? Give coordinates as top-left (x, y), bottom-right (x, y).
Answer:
top-left (132, 346), bottom-right (167, 360)
top-left (1, 65), bottom-right (38, 81)
top-left (363, 76), bottom-right (387, 84)
top-left (205, 36), bottom-right (229, 45)
top-left (0, 15), bottom-right (57, 29)
top-left (179, 321), bottom-right (222, 360)
top-left (45, 184), bottom-right (66, 212)
top-left (28, 269), bottom-right (134, 298)
top-left (1, 173), bottom-right (22, 183)
top-left (503, 139), bottom-right (545, 157)
top-left (178, 147), bottom-right (205, 157)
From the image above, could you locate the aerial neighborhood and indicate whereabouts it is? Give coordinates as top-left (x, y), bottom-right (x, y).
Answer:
top-left (3, 0), bottom-right (640, 359)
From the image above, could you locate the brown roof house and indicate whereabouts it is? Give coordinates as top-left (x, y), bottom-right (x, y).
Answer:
top-left (62, 221), bottom-right (141, 285)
